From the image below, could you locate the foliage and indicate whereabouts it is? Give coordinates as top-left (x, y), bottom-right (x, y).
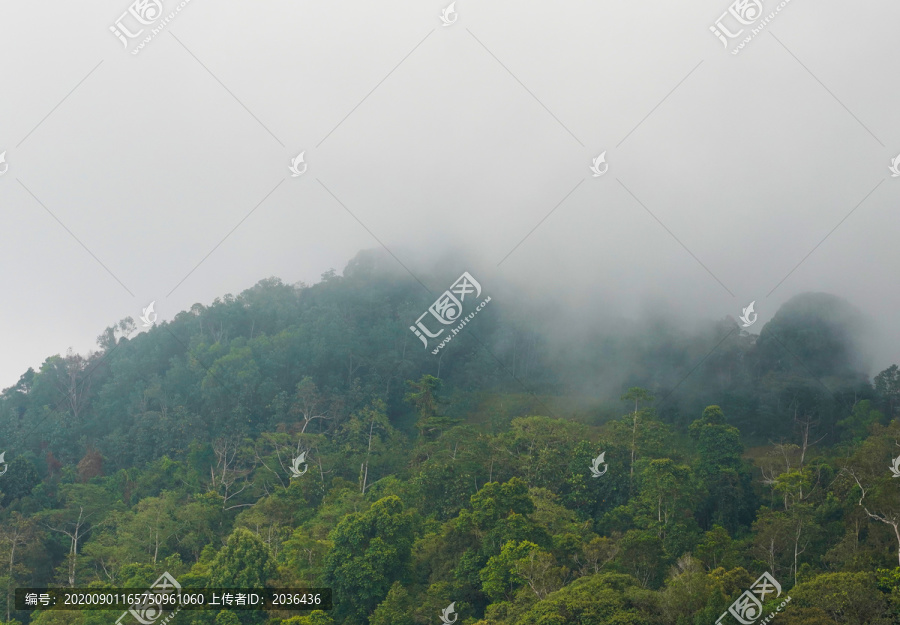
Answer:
top-left (0, 259), bottom-right (896, 625)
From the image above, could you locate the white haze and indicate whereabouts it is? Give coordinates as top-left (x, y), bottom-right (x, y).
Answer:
top-left (0, 0), bottom-right (898, 388)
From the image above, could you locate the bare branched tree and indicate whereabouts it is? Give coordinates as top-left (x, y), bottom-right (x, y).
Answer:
top-left (43, 506), bottom-right (92, 587)
top-left (209, 438), bottom-right (255, 510)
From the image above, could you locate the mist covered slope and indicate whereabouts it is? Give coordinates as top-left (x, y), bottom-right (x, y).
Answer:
top-left (1, 249), bottom-right (877, 465)
top-left (1, 249), bottom-right (898, 625)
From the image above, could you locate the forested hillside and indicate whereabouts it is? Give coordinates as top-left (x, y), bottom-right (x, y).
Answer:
top-left (2, 250), bottom-right (900, 625)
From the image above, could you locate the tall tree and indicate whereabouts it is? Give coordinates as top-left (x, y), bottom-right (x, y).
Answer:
top-left (620, 387), bottom-right (654, 489)
top-left (0, 512), bottom-right (36, 621)
top-left (843, 422), bottom-right (900, 566)
top-left (690, 405), bottom-right (754, 532)
top-left (37, 483), bottom-right (114, 587)
top-left (405, 375), bottom-right (453, 438)
top-left (209, 526), bottom-right (276, 588)
top-left (323, 496), bottom-right (418, 625)
top-left (875, 365), bottom-right (900, 420)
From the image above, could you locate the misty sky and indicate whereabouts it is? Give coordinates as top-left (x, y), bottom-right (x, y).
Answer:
top-left (1, 0), bottom-right (898, 389)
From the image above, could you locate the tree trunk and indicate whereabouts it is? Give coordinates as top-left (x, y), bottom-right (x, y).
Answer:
top-left (894, 523), bottom-right (900, 567)
top-left (361, 415), bottom-right (376, 494)
top-left (630, 411), bottom-right (638, 492)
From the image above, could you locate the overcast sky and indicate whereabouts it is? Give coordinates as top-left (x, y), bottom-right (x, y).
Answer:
top-left (0, 0), bottom-right (898, 389)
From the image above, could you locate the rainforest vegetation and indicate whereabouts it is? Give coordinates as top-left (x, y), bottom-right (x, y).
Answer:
top-left (2, 250), bottom-right (900, 625)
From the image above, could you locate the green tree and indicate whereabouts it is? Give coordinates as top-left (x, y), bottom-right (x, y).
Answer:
top-left (874, 365), bottom-right (900, 419)
top-left (695, 525), bottom-right (740, 571)
top-left (480, 540), bottom-right (541, 602)
top-left (214, 611), bottom-right (240, 625)
top-left (576, 536), bottom-right (618, 576)
top-left (0, 513), bottom-right (37, 622)
top-left (614, 529), bottom-right (665, 589)
top-left (561, 440), bottom-right (631, 521)
top-left (411, 426), bottom-right (494, 521)
top-left (660, 556), bottom-right (715, 625)
top-left (333, 400), bottom-right (403, 495)
top-left (323, 495), bottom-right (418, 624)
top-left (513, 546), bottom-right (568, 601)
top-left (637, 458), bottom-right (697, 528)
top-left (120, 492), bottom-right (182, 564)
top-left (369, 582), bottom-right (415, 625)
top-left (515, 573), bottom-right (646, 625)
top-left (208, 527), bottom-right (276, 588)
top-left (80, 510), bottom-right (140, 585)
top-left (175, 493), bottom-right (229, 563)
top-left (405, 375), bottom-right (457, 437)
top-left (36, 483), bottom-right (117, 587)
top-left (619, 387), bottom-right (654, 489)
top-left (843, 422), bottom-right (900, 566)
top-left (495, 416), bottom-right (589, 490)
top-left (635, 458), bottom-right (701, 559)
top-left (778, 607), bottom-right (837, 624)
top-left (457, 478), bottom-right (536, 539)
top-left (836, 400), bottom-right (883, 444)
top-left (690, 405), bottom-right (754, 532)
top-left (790, 572), bottom-right (889, 625)
top-left (281, 612), bottom-right (334, 625)
top-left (0, 456), bottom-right (41, 506)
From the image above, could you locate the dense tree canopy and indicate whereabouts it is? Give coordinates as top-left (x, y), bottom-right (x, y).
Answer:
top-left (0, 253), bottom-right (897, 624)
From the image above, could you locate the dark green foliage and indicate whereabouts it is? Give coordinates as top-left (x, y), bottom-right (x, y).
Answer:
top-left (209, 527), bottom-right (276, 588)
top-left (322, 496), bottom-right (418, 624)
top-left (754, 293), bottom-right (869, 382)
top-left (874, 365), bottom-right (900, 419)
top-left (368, 582), bottom-right (415, 625)
top-left (789, 572), bottom-right (890, 625)
top-left (2, 259), bottom-right (899, 625)
top-left (690, 405), bottom-right (756, 532)
top-left (1, 455), bottom-right (41, 506)
top-left (214, 611), bottom-right (241, 625)
top-left (514, 573), bottom-right (646, 625)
